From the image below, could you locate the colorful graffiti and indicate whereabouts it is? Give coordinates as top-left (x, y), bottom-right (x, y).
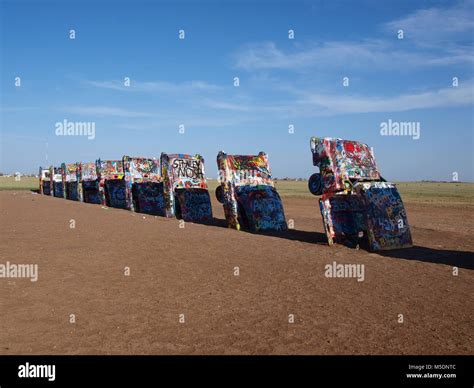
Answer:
top-left (236, 185), bottom-right (287, 231)
top-left (355, 182), bottom-right (412, 251)
top-left (319, 193), bottom-right (366, 247)
top-left (309, 137), bottom-right (412, 251)
top-left (174, 188), bottom-right (212, 222)
top-left (161, 153), bottom-right (212, 221)
top-left (61, 162), bottom-right (80, 201)
top-left (310, 137), bottom-right (380, 194)
top-left (132, 182), bottom-right (166, 216)
top-left (216, 151), bottom-right (287, 232)
top-left (79, 162), bottom-right (101, 204)
top-left (104, 179), bottom-right (127, 209)
top-left (123, 156), bottom-right (166, 215)
top-left (96, 159), bottom-right (126, 208)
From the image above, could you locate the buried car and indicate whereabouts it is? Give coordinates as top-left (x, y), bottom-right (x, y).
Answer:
top-left (50, 166), bottom-right (64, 198)
top-left (79, 162), bottom-right (101, 204)
top-left (309, 137), bottom-right (412, 251)
top-left (216, 151), bottom-right (287, 232)
top-left (161, 153), bottom-right (212, 222)
top-left (123, 156), bottom-right (166, 216)
top-left (96, 159), bottom-right (127, 209)
top-left (39, 167), bottom-right (51, 195)
top-left (61, 162), bottom-right (80, 201)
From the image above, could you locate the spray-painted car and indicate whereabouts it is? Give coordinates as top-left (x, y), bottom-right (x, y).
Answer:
top-left (96, 159), bottom-right (127, 209)
top-left (39, 167), bottom-right (52, 195)
top-left (50, 166), bottom-right (64, 198)
top-left (309, 137), bottom-right (412, 251)
top-left (216, 151), bottom-right (287, 232)
top-left (123, 156), bottom-right (166, 216)
top-left (61, 162), bottom-right (80, 200)
top-left (161, 153), bottom-right (212, 222)
top-left (79, 162), bottom-right (101, 204)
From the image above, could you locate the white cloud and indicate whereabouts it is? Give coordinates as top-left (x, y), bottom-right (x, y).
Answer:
top-left (234, 2), bottom-right (473, 72)
top-left (234, 40), bottom-right (473, 71)
top-left (202, 81), bottom-right (473, 116)
top-left (385, 1), bottom-right (474, 42)
top-left (0, 106), bottom-right (39, 113)
top-left (85, 79), bottom-right (222, 93)
top-left (202, 99), bottom-right (252, 112)
top-left (64, 106), bottom-right (153, 118)
top-left (294, 81), bottom-right (474, 115)
top-left (116, 116), bottom-right (249, 130)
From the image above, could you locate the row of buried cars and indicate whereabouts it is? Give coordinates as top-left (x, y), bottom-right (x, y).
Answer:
top-left (38, 137), bottom-right (413, 252)
top-left (39, 153), bottom-right (214, 222)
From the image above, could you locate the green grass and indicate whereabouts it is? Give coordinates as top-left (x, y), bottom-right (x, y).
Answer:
top-left (0, 176), bottom-right (38, 191)
top-left (274, 180), bottom-right (313, 197)
top-left (210, 179), bottom-right (474, 205)
top-left (2, 176), bottom-right (473, 206)
top-left (394, 182), bottom-right (474, 205)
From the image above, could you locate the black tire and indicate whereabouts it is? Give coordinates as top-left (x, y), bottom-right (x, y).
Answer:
top-left (308, 173), bottom-right (323, 196)
top-left (215, 185), bottom-right (224, 203)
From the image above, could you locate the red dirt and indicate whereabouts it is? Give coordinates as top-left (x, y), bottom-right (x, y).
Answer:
top-left (0, 191), bottom-right (472, 355)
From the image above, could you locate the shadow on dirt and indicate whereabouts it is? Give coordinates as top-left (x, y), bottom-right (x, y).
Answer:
top-left (379, 246), bottom-right (474, 270)
top-left (202, 217), bottom-right (330, 245)
top-left (205, 217), bottom-right (474, 268)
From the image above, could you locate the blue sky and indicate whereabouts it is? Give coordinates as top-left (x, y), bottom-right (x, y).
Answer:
top-left (1, 0), bottom-right (473, 181)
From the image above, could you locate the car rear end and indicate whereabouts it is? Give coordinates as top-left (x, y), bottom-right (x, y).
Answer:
top-left (123, 156), bottom-right (166, 216)
top-left (216, 152), bottom-right (287, 232)
top-left (162, 153), bottom-right (212, 222)
top-left (97, 160), bottom-right (127, 209)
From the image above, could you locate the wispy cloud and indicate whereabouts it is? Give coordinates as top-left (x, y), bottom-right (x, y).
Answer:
top-left (202, 81), bottom-right (473, 117)
top-left (384, 0), bottom-right (474, 42)
top-left (1, 106), bottom-right (40, 113)
top-left (234, 2), bottom-right (474, 72)
top-left (64, 106), bottom-right (154, 118)
top-left (1, 133), bottom-right (48, 141)
top-left (70, 82), bottom-right (473, 122)
top-left (202, 99), bottom-right (252, 112)
top-left (116, 116), bottom-right (250, 131)
top-left (85, 79), bottom-right (222, 93)
top-left (292, 81), bottom-right (474, 115)
top-left (234, 39), bottom-right (473, 72)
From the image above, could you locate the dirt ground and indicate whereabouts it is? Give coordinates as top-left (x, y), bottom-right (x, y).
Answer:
top-left (0, 190), bottom-right (472, 355)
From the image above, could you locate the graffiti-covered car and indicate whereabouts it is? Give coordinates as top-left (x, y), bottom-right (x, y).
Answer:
top-left (96, 159), bottom-right (127, 209)
top-left (50, 166), bottom-right (64, 198)
top-left (61, 162), bottom-right (80, 200)
top-left (123, 156), bottom-right (166, 216)
top-left (216, 151), bottom-right (287, 232)
top-left (79, 162), bottom-right (101, 204)
top-left (39, 167), bottom-right (51, 195)
top-left (161, 153), bottom-right (212, 222)
top-left (309, 137), bottom-right (412, 251)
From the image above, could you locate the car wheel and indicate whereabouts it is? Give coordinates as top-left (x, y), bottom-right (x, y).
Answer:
top-left (215, 185), bottom-right (224, 203)
top-left (308, 173), bottom-right (323, 196)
